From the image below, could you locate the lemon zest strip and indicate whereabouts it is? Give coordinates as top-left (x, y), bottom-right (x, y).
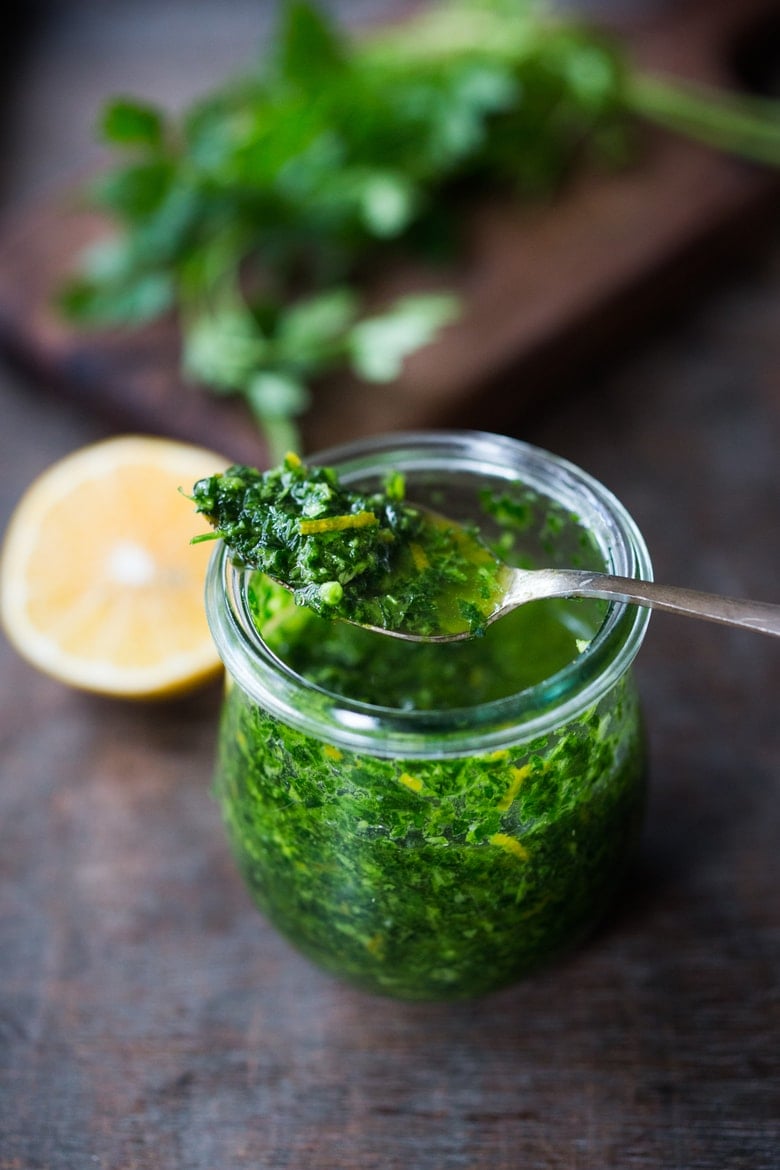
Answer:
top-left (490, 833), bottom-right (530, 861)
top-left (299, 511), bottom-right (378, 535)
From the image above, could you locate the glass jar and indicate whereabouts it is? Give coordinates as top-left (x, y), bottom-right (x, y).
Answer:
top-left (205, 431), bottom-right (651, 1000)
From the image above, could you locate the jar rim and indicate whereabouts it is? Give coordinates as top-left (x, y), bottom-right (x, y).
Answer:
top-left (205, 431), bottom-right (652, 758)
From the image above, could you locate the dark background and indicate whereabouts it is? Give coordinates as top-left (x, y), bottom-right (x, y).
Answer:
top-left (1, 3), bottom-right (778, 1167)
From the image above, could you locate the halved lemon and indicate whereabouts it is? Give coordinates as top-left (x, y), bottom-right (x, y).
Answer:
top-left (0, 435), bottom-right (229, 698)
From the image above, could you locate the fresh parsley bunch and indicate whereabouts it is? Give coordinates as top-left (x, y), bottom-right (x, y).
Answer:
top-left (60, 0), bottom-right (780, 459)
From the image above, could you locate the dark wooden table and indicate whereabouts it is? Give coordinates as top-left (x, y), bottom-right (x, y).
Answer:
top-left (1, 3), bottom-right (778, 1167)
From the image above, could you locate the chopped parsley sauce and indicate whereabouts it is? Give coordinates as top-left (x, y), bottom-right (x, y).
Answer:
top-left (201, 455), bottom-right (647, 999)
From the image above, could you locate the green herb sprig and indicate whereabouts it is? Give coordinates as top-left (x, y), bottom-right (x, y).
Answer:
top-left (59, 0), bottom-right (780, 460)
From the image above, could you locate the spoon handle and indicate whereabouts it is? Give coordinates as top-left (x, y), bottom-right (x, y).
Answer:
top-left (508, 569), bottom-right (780, 637)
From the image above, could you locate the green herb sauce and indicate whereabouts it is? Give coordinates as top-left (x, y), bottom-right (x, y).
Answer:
top-left (206, 464), bottom-right (646, 999)
top-left (192, 453), bottom-right (504, 637)
top-left (217, 642), bottom-right (644, 999)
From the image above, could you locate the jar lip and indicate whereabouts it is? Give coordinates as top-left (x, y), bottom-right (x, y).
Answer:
top-left (205, 431), bottom-right (652, 758)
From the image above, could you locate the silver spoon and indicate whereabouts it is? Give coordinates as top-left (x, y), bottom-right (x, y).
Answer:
top-left (277, 557), bottom-right (780, 643)
top-left (355, 507), bottom-right (780, 642)
top-left (414, 565), bottom-right (780, 643)
top-left (262, 506), bottom-right (780, 643)
top-left (352, 554), bottom-right (780, 643)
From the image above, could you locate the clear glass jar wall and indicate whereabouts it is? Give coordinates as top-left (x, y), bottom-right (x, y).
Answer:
top-left (205, 431), bottom-right (652, 999)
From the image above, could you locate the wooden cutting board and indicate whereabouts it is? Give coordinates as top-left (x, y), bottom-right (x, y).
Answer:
top-left (0, 0), bottom-right (777, 467)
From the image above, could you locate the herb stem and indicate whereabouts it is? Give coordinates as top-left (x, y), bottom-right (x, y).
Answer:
top-left (258, 414), bottom-right (305, 465)
top-left (626, 74), bottom-right (780, 167)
